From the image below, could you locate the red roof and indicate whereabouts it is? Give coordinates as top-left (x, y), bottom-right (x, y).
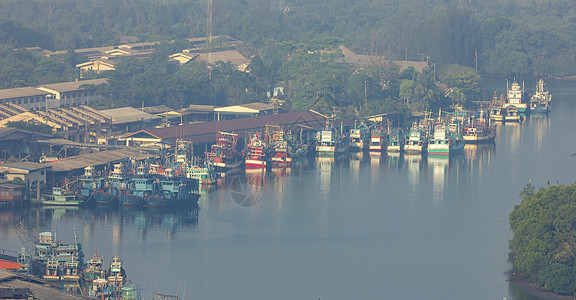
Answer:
top-left (0, 259), bottom-right (22, 269)
top-left (122, 110), bottom-right (329, 144)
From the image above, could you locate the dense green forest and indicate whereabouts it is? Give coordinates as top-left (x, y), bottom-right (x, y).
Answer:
top-left (509, 184), bottom-right (576, 296)
top-left (0, 0), bottom-right (574, 115)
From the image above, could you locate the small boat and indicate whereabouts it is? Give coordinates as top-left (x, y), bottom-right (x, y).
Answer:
top-left (428, 124), bottom-right (465, 156)
top-left (404, 123), bottom-right (428, 154)
top-left (387, 128), bottom-right (404, 153)
top-left (244, 132), bottom-right (268, 168)
top-left (42, 187), bottom-right (85, 206)
top-left (530, 79), bottom-right (552, 114)
top-left (504, 106), bottom-right (523, 122)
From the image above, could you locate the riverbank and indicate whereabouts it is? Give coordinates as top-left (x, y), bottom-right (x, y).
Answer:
top-left (508, 271), bottom-right (576, 300)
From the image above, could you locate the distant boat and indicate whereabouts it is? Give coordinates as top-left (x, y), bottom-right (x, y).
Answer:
top-left (387, 128), bottom-right (404, 153)
top-left (107, 256), bottom-right (126, 288)
top-left (368, 129), bottom-right (387, 152)
top-left (244, 132), bottom-right (268, 169)
top-left (428, 124), bottom-right (465, 156)
top-left (504, 80), bottom-right (529, 114)
top-left (530, 79), bottom-right (552, 114)
top-left (266, 125), bottom-right (292, 167)
top-left (316, 120), bottom-right (350, 156)
top-left (349, 121), bottom-right (369, 152)
top-left (42, 187), bottom-right (85, 206)
top-left (404, 123), bottom-right (428, 154)
top-left (462, 112), bottom-right (496, 143)
top-left (504, 106), bottom-right (523, 123)
top-left (207, 132), bottom-right (244, 171)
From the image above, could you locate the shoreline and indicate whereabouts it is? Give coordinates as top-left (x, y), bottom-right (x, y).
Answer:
top-left (507, 271), bottom-right (576, 300)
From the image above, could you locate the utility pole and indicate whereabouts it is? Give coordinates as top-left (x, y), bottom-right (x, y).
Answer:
top-left (405, 47), bottom-right (408, 61)
top-left (475, 51), bottom-right (478, 73)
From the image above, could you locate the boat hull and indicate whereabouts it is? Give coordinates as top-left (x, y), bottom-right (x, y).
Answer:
top-left (245, 159), bottom-right (267, 168)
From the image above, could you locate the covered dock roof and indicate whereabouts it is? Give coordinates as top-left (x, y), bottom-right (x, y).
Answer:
top-left (48, 148), bottom-right (157, 172)
top-left (121, 110), bottom-right (329, 144)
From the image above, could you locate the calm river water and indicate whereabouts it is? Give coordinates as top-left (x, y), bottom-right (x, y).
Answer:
top-left (1, 80), bottom-right (576, 300)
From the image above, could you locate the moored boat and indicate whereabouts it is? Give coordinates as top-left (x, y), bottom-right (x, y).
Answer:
top-left (387, 128), bottom-right (404, 153)
top-left (428, 124), bottom-right (465, 156)
top-left (207, 132), bottom-right (244, 171)
top-left (404, 123), bottom-right (428, 154)
top-left (265, 125), bottom-right (292, 167)
top-left (349, 121), bottom-right (369, 152)
top-left (462, 115), bottom-right (496, 143)
top-left (316, 120), bottom-right (350, 156)
top-left (42, 187), bottom-right (85, 206)
top-left (504, 106), bottom-right (523, 122)
top-left (368, 129), bottom-right (387, 152)
top-left (530, 79), bottom-right (552, 114)
top-left (504, 80), bottom-right (529, 114)
top-left (244, 132), bottom-right (268, 168)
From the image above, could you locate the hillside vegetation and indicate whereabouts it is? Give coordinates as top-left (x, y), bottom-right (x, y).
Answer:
top-left (510, 184), bottom-right (576, 296)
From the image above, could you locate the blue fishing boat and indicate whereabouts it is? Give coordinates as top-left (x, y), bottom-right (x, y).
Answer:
top-left (145, 174), bottom-right (200, 208)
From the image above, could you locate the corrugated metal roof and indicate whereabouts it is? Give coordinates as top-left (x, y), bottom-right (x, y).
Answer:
top-left (214, 102), bottom-right (275, 114)
top-left (37, 78), bottom-right (108, 93)
top-left (0, 87), bottom-right (49, 100)
top-left (196, 50), bottom-right (250, 66)
top-left (0, 278), bottom-right (85, 300)
top-left (122, 110), bottom-right (328, 144)
top-left (0, 162), bottom-right (51, 171)
top-left (99, 107), bottom-right (162, 124)
top-left (0, 259), bottom-right (22, 270)
top-left (49, 149), bottom-right (156, 172)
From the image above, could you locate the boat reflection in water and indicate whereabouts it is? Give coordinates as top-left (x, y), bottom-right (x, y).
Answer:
top-left (317, 156), bottom-right (334, 196)
top-left (427, 154), bottom-right (464, 206)
top-left (405, 154), bottom-right (425, 196)
top-left (386, 151), bottom-right (404, 169)
top-left (529, 114), bottom-right (550, 155)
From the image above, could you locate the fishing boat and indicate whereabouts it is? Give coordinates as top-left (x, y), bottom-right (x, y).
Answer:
top-left (368, 129), bottom-right (387, 152)
top-left (504, 80), bottom-right (529, 114)
top-left (121, 176), bottom-right (152, 207)
top-left (489, 106), bottom-right (505, 123)
top-left (61, 258), bottom-right (81, 282)
top-left (428, 124), bottom-right (465, 156)
top-left (316, 120), bottom-right (350, 156)
top-left (145, 172), bottom-right (200, 207)
top-left (387, 128), bottom-right (404, 153)
top-left (349, 121), bottom-right (369, 152)
top-left (404, 123), bottom-right (428, 154)
top-left (530, 79), bottom-right (552, 114)
top-left (107, 256), bottom-right (126, 288)
top-left (207, 132), bottom-right (243, 171)
top-left (186, 161), bottom-right (217, 185)
top-left (244, 132), bottom-right (268, 168)
top-left (504, 106), bottom-right (522, 122)
top-left (43, 257), bottom-right (60, 281)
top-left (462, 114), bottom-right (496, 143)
top-left (42, 187), bottom-right (85, 206)
top-left (266, 125), bottom-right (292, 167)
top-left (84, 251), bottom-right (105, 282)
